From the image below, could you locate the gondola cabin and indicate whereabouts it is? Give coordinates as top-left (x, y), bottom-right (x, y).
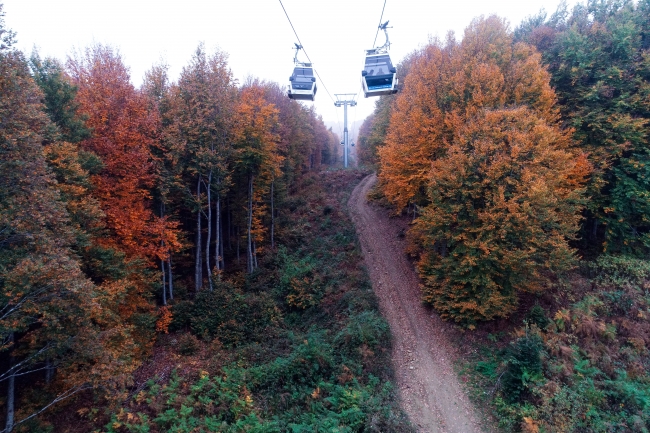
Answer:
top-left (288, 63), bottom-right (316, 101)
top-left (361, 50), bottom-right (398, 97)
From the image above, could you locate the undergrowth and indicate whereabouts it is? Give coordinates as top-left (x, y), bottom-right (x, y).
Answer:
top-left (77, 170), bottom-right (412, 433)
top-left (460, 255), bottom-right (650, 432)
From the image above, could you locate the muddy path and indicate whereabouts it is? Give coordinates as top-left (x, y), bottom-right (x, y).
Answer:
top-left (349, 173), bottom-right (484, 433)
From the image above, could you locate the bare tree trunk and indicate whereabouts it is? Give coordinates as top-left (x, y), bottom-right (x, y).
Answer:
top-left (160, 202), bottom-right (168, 305)
top-left (45, 358), bottom-right (53, 384)
top-left (195, 175), bottom-right (202, 292)
top-left (161, 255), bottom-right (167, 305)
top-left (215, 184), bottom-right (221, 272)
top-left (219, 220), bottom-right (225, 271)
top-left (5, 333), bottom-right (15, 433)
top-left (270, 180), bottom-right (275, 250)
top-left (236, 226), bottom-right (240, 264)
top-left (167, 256), bottom-right (173, 300)
top-left (205, 171), bottom-right (213, 291)
top-left (247, 173), bottom-right (254, 274)
top-left (253, 240), bottom-right (258, 269)
top-left (216, 192), bottom-right (223, 271)
top-left (227, 196), bottom-right (232, 251)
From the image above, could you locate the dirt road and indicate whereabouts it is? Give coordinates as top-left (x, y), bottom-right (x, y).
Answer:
top-left (349, 173), bottom-right (484, 433)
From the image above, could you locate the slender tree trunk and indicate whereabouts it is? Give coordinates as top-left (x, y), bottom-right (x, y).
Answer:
top-left (205, 171), bottom-right (213, 291)
top-left (168, 256), bottom-right (174, 300)
top-left (219, 220), bottom-right (225, 271)
top-left (215, 184), bottom-right (221, 272)
top-left (236, 226), bottom-right (240, 264)
top-left (247, 173), bottom-right (254, 274)
top-left (227, 197), bottom-right (232, 251)
top-left (253, 240), bottom-right (258, 269)
top-left (45, 357), bottom-right (53, 384)
top-left (5, 333), bottom-right (15, 433)
top-left (161, 255), bottom-right (167, 305)
top-left (216, 192), bottom-right (223, 271)
top-left (195, 175), bottom-right (202, 292)
top-left (160, 202), bottom-right (168, 304)
top-left (270, 180), bottom-right (275, 250)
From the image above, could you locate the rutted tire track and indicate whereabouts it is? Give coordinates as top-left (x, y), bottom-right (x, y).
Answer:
top-left (349, 173), bottom-right (483, 433)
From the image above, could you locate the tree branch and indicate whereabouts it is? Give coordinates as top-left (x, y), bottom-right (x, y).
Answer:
top-left (0, 384), bottom-right (90, 433)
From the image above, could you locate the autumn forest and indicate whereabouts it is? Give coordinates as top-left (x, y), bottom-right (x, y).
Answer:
top-left (2, 0), bottom-right (650, 432)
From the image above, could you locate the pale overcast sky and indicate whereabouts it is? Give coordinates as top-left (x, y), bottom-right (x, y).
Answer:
top-left (4, 0), bottom-right (576, 141)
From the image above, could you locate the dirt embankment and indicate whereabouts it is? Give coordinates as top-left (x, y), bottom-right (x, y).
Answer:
top-left (349, 173), bottom-right (485, 433)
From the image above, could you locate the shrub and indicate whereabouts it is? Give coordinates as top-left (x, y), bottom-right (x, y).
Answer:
top-left (276, 248), bottom-right (323, 310)
top-left (176, 333), bottom-right (200, 356)
top-left (334, 311), bottom-right (390, 360)
top-left (526, 304), bottom-right (549, 330)
top-left (171, 281), bottom-right (277, 345)
top-left (584, 255), bottom-right (650, 288)
top-left (501, 334), bottom-right (544, 403)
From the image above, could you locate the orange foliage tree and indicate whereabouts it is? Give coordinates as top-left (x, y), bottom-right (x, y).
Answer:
top-left (234, 83), bottom-right (281, 273)
top-left (417, 108), bottom-right (588, 322)
top-left (68, 45), bottom-right (180, 264)
top-left (67, 45), bottom-right (181, 353)
top-left (380, 16), bottom-right (588, 323)
top-left (380, 17), bottom-right (559, 210)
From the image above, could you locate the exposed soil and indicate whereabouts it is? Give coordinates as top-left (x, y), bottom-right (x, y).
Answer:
top-left (349, 173), bottom-right (484, 433)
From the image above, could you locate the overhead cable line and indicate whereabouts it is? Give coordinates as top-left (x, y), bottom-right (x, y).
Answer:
top-left (372, 0), bottom-right (387, 48)
top-left (278, 0), bottom-right (336, 105)
top-left (350, 85), bottom-right (362, 144)
top-left (277, 0), bottom-right (342, 140)
top-left (351, 102), bottom-right (359, 147)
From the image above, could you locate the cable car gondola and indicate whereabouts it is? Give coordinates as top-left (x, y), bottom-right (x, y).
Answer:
top-left (288, 44), bottom-right (317, 101)
top-left (362, 21), bottom-right (398, 98)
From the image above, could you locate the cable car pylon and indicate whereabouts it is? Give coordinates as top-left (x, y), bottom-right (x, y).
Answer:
top-left (334, 94), bottom-right (357, 168)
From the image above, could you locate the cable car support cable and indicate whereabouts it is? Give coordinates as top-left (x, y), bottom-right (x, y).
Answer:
top-left (278, 0), bottom-right (336, 104)
top-left (372, 0), bottom-right (387, 48)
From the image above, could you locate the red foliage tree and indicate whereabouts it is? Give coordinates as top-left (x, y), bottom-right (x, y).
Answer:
top-left (69, 45), bottom-right (180, 264)
top-left (68, 45), bottom-right (181, 361)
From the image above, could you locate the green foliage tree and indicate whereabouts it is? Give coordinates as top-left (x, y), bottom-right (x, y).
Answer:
top-left (29, 52), bottom-right (91, 143)
top-left (516, 0), bottom-right (650, 255)
top-left (357, 95), bottom-right (392, 167)
top-left (0, 9), bottom-right (103, 429)
top-left (171, 44), bottom-right (238, 290)
top-left (501, 334), bottom-right (544, 403)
